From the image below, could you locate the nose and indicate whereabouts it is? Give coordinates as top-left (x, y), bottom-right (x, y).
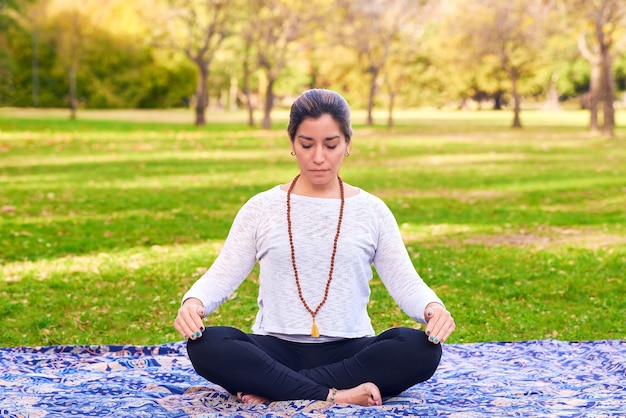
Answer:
top-left (313, 145), bottom-right (324, 164)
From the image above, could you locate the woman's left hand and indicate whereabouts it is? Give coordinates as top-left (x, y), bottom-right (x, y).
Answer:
top-left (424, 303), bottom-right (455, 344)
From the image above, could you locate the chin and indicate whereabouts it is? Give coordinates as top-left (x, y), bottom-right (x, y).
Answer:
top-left (307, 172), bottom-right (333, 182)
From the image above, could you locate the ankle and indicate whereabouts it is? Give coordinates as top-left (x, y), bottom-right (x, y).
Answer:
top-left (327, 387), bottom-right (338, 402)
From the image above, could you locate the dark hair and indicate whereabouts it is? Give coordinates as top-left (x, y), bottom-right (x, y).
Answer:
top-left (287, 89), bottom-right (353, 143)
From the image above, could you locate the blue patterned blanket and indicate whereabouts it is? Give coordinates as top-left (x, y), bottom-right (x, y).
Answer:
top-left (0, 339), bottom-right (624, 417)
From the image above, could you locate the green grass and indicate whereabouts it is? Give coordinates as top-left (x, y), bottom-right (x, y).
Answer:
top-left (1, 108), bottom-right (624, 347)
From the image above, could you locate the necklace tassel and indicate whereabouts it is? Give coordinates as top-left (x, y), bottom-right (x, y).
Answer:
top-left (311, 321), bottom-right (320, 338)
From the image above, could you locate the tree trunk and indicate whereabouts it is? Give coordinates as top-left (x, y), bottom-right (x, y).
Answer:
top-left (262, 77), bottom-right (275, 130)
top-left (493, 92), bottom-right (503, 110)
top-left (366, 67), bottom-right (379, 126)
top-left (243, 88), bottom-right (255, 128)
top-left (387, 91), bottom-right (395, 128)
top-left (68, 12), bottom-right (79, 120)
top-left (578, 31), bottom-right (602, 133)
top-left (511, 73), bottom-right (522, 128)
top-left (242, 42), bottom-right (255, 127)
top-left (68, 64), bottom-right (77, 120)
top-left (308, 55), bottom-right (319, 90)
top-left (543, 73), bottom-right (560, 110)
top-left (600, 47), bottom-right (615, 137)
top-left (229, 77), bottom-right (238, 111)
top-left (588, 63), bottom-right (600, 132)
top-left (194, 62), bottom-right (209, 126)
top-left (32, 26), bottom-right (40, 107)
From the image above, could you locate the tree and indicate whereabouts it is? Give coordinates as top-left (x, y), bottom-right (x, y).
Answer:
top-left (154, 0), bottom-right (234, 126)
top-left (330, 0), bottom-right (439, 126)
top-left (46, 2), bottom-right (91, 118)
top-left (379, 1), bottom-right (439, 128)
top-left (25, 1), bottom-right (49, 108)
top-left (444, 0), bottom-right (554, 128)
top-left (28, 0), bottom-right (44, 107)
top-left (238, 25), bottom-right (257, 127)
top-left (335, 0), bottom-right (385, 125)
top-left (0, 0), bottom-right (32, 101)
top-left (241, 0), bottom-right (317, 129)
top-left (229, 2), bottom-right (266, 127)
top-left (571, 0), bottom-right (626, 137)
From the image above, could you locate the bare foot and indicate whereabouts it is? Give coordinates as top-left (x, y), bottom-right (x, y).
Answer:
top-left (237, 392), bottom-right (272, 404)
top-left (329, 382), bottom-right (382, 406)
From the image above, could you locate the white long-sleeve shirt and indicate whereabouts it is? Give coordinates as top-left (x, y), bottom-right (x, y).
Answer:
top-left (183, 185), bottom-right (443, 341)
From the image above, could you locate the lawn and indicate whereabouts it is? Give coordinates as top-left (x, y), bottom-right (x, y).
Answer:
top-left (0, 107), bottom-right (624, 347)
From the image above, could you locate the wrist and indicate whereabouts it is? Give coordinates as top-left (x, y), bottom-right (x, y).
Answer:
top-left (183, 297), bottom-right (203, 307)
top-left (183, 298), bottom-right (205, 316)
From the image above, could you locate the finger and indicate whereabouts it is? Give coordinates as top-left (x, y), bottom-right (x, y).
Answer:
top-left (429, 317), bottom-right (455, 344)
top-left (426, 308), bottom-right (435, 320)
top-left (427, 330), bottom-right (440, 344)
top-left (183, 319), bottom-right (203, 340)
top-left (439, 319), bottom-right (456, 343)
top-left (426, 313), bottom-right (450, 343)
top-left (174, 322), bottom-right (185, 339)
top-left (436, 327), bottom-right (453, 344)
top-left (174, 314), bottom-right (196, 339)
top-left (192, 306), bottom-right (205, 333)
top-left (425, 313), bottom-right (442, 337)
top-left (174, 318), bottom-right (192, 340)
top-left (176, 306), bottom-right (205, 339)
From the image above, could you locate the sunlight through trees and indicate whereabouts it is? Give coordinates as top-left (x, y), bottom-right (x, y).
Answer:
top-left (1, 0), bottom-right (626, 135)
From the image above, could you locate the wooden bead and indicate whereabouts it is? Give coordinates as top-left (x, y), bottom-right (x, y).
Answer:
top-left (287, 174), bottom-right (344, 338)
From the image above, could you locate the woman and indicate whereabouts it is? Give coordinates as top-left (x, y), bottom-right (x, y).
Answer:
top-left (174, 89), bottom-right (455, 406)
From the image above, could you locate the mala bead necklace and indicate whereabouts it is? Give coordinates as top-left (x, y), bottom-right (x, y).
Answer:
top-left (286, 174), bottom-right (345, 338)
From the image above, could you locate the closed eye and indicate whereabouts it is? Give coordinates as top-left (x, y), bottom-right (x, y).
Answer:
top-left (300, 144), bottom-right (337, 150)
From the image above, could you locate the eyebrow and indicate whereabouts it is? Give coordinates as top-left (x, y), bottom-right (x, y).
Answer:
top-left (297, 135), bottom-right (341, 141)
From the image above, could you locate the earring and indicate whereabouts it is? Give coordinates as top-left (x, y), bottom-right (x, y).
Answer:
top-left (344, 151), bottom-right (350, 157)
top-left (291, 151), bottom-right (296, 156)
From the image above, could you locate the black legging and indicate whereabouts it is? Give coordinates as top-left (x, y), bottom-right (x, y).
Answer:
top-left (187, 326), bottom-right (442, 401)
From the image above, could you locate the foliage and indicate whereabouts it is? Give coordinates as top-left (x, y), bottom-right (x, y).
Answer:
top-left (2, 21), bottom-right (197, 108)
top-left (0, 109), bottom-right (624, 347)
top-left (1, 0), bottom-right (626, 133)
top-left (562, 58), bottom-right (591, 98)
top-left (0, 0), bottom-right (196, 108)
top-left (154, 0), bottom-right (237, 125)
top-left (0, 0), bottom-right (30, 96)
top-left (614, 54), bottom-right (626, 92)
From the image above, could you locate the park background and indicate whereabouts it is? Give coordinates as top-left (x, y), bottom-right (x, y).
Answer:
top-left (0, 0), bottom-right (624, 348)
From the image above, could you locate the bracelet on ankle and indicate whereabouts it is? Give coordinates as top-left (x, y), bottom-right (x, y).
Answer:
top-left (330, 387), bottom-right (337, 402)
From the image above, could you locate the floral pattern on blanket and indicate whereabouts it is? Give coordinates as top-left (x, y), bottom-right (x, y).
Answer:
top-left (0, 339), bottom-right (624, 417)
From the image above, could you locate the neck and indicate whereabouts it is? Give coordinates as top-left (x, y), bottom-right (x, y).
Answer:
top-left (290, 174), bottom-right (341, 198)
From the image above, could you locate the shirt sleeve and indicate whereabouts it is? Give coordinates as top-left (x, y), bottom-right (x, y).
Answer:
top-left (370, 196), bottom-right (444, 324)
top-left (181, 194), bottom-right (262, 316)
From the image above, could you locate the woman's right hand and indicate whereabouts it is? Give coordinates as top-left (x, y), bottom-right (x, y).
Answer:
top-left (174, 298), bottom-right (205, 340)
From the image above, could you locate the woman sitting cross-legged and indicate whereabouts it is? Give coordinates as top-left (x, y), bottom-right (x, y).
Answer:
top-left (173, 88), bottom-right (455, 406)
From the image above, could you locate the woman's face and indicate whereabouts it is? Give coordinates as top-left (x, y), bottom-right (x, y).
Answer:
top-left (291, 114), bottom-right (349, 189)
